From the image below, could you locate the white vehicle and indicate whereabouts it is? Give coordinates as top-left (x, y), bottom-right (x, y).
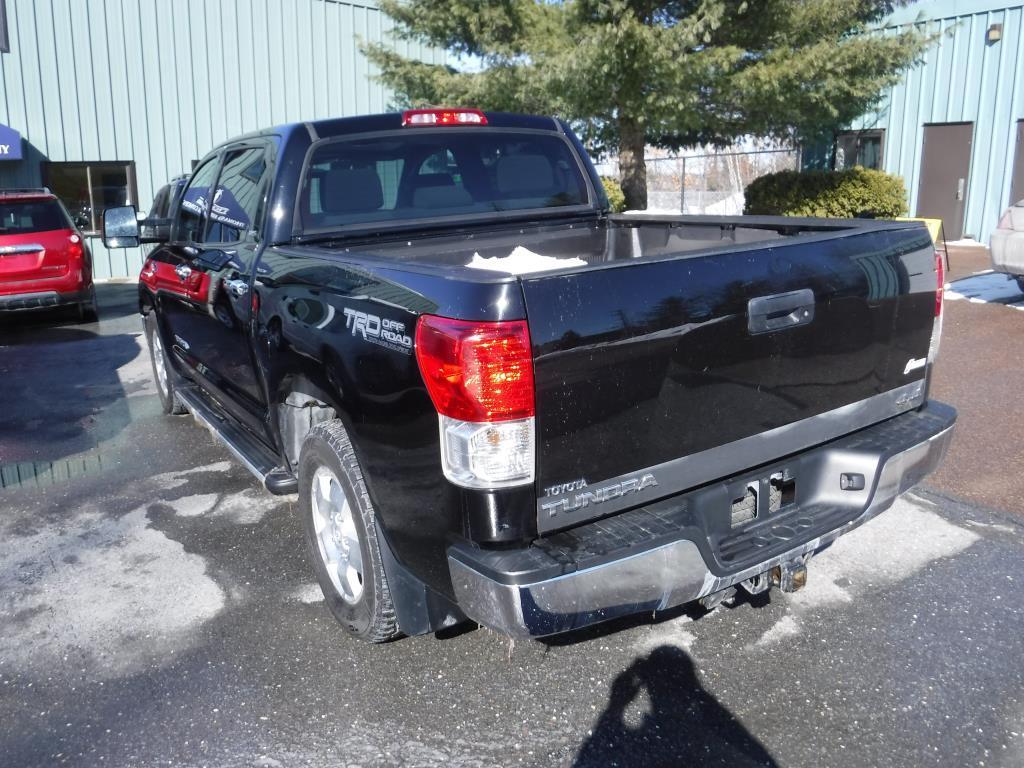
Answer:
top-left (991, 200), bottom-right (1024, 291)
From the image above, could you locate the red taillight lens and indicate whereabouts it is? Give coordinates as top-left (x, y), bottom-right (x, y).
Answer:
top-left (67, 236), bottom-right (84, 261)
top-left (935, 251), bottom-right (944, 317)
top-left (997, 209), bottom-right (1013, 230)
top-left (415, 315), bottom-right (534, 422)
top-left (402, 108), bottom-right (488, 127)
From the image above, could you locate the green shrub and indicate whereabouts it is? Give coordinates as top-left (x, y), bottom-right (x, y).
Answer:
top-left (600, 176), bottom-right (627, 213)
top-left (743, 167), bottom-right (908, 219)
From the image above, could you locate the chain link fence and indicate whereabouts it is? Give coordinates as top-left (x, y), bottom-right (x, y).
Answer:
top-left (596, 148), bottom-right (800, 214)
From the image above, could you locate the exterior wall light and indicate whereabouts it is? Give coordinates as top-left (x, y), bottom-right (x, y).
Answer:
top-left (987, 23), bottom-right (1002, 44)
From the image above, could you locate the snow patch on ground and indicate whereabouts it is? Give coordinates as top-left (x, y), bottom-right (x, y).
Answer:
top-left (151, 461), bottom-right (234, 491)
top-left (287, 583), bottom-right (326, 604)
top-left (166, 487), bottom-right (285, 524)
top-left (633, 614), bottom-right (696, 653)
top-left (167, 492), bottom-right (219, 516)
top-left (115, 336), bottom-right (156, 397)
top-left (211, 487), bottom-right (285, 524)
top-left (753, 614), bottom-right (802, 647)
top-left (962, 519), bottom-right (1020, 535)
top-left (752, 496), bottom-right (979, 647)
top-left (0, 503), bottom-right (225, 680)
top-left (945, 272), bottom-right (1024, 310)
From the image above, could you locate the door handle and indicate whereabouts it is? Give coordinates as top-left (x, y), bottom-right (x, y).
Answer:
top-left (956, 178), bottom-right (965, 201)
top-left (223, 277), bottom-right (249, 297)
top-left (175, 264), bottom-right (192, 281)
top-left (748, 289), bottom-right (815, 335)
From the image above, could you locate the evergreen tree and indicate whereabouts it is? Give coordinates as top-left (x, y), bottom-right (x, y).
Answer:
top-left (365, 1), bottom-right (928, 210)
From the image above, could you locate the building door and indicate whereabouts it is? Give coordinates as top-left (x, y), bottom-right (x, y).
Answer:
top-left (917, 123), bottom-right (973, 240)
top-left (1010, 120), bottom-right (1024, 206)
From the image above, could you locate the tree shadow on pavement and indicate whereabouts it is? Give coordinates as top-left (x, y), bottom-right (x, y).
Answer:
top-left (573, 645), bottom-right (778, 768)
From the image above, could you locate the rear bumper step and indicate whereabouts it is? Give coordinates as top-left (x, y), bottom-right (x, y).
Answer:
top-left (448, 401), bottom-right (956, 638)
top-left (176, 386), bottom-right (298, 495)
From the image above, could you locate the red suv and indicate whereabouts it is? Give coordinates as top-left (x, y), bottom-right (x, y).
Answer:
top-left (0, 188), bottom-right (98, 321)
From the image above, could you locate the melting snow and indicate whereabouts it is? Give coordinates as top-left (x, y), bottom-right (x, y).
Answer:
top-left (167, 487), bottom-right (285, 524)
top-left (945, 272), bottom-right (1024, 310)
top-left (288, 583), bottom-right (326, 604)
top-left (748, 497), bottom-right (980, 649)
top-left (466, 245), bottom-right (585, 274)
top-left (0, 503), bottom-right (225, 680)
top-left (633, 614), bottom-right (696, 653)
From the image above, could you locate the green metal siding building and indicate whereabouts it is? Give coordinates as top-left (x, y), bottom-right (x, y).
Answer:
top-left (839, 0), bottom-right (1024, 243)
top-left (0, 0), bottom-right (444, 279)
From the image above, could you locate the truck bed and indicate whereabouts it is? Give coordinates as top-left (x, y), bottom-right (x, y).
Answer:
top-left (312, 214), bottom-right (920, 278)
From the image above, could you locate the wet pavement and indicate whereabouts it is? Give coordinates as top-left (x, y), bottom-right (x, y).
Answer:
top-left (927, 244), bottom-right (1024, 516)
top-left (0, 284), bottom-right (1022, 768)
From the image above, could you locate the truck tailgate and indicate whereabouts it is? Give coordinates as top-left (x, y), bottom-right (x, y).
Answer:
top-left (523, 225), bottom-right (937, 533)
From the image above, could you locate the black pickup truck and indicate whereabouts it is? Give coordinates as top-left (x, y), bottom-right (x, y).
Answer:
top-left (102, 109), bottom-right (955, 642)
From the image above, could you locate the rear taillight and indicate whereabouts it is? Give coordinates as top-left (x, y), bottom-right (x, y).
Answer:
top-left (997, 208), bottom-right (1013, 230)
top-left (402, 108), bottom-right (488, 127)
top-left (67, 235), bottom-right (84, 261)
top-left (415, 315), bottom-right (535, 489)
top-left (929, 251), bottom-right (944, 363)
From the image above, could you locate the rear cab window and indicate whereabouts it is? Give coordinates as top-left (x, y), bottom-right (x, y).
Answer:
top-left (298, 130), bottom-right (591, 234)
top-left (0, 199), bottom-right (73, 235)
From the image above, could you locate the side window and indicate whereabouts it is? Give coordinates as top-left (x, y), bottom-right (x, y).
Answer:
top-left (149, 185), bottom-right (169, 219)
top-left (177, 158), bottom-right (220, 243)
top-left (205, 146), bottom-right (268, 244)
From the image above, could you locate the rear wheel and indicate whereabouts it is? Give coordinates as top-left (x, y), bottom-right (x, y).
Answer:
top-left (144, 312), bottom-right (186, 414)
top-left (77, 285), bottom-right (99, 323)
top-left (299, 419), bottom-right (400, 643)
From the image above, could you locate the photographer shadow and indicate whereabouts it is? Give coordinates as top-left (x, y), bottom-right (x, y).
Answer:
top-left (573, 645), bottom-right (778, 768)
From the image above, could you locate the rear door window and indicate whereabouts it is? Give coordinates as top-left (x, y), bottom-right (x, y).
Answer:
top-left (204, 146), bottom-right (268, 244)
top-left (0, 200), bottom-right (71, 234)
top-left (177, 158), bottom-right (221, 243)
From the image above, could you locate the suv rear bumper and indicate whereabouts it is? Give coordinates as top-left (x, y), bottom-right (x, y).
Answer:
top-left (0, 288), bottom-right (89, 311)
top-left (448, 401), bottom-right (956, 638)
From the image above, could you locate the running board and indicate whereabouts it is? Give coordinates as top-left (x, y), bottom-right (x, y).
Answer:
top-left (176, 387), bottom-right (298, 495)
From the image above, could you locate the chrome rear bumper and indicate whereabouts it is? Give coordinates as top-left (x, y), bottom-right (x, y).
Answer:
top-left (448, 402), bottom-right (956, 638)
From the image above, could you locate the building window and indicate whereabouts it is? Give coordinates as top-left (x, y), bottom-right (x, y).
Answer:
top-left (43, 161), bottom-right (138, 234)
top-left (0, 1), bottom-right (9, 54)
top-left (834, 130), bottom-right (884, 171)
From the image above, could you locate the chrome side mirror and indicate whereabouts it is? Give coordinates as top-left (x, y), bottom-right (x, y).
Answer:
top-left (102, 205), bottom-right (140, 248)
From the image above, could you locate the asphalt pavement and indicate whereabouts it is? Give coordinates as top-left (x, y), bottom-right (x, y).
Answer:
top-left (926, 244), bottom-right (1024, 515)
top-left (0, 284), bottom-right (1022, 768)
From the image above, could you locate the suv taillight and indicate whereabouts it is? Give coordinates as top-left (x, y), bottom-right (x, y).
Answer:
top-left (415, 315), bottom-right (535, 489)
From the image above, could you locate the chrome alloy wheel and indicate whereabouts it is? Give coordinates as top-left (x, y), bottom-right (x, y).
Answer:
top-left (150, 325), bottom-right (169, 398)
top-left (310, 466), bottom-right (364, 604)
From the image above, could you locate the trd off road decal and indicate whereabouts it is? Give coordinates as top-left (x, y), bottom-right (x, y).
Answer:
top-left (343, 307), bottom-right (413, 355)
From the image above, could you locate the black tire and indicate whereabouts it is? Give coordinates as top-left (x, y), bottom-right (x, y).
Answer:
top-left (299, 419), bottom-right (400, 643)
top-left (144, 312), bottom-right (187, 415)
top-left (76, 285), bottom-right (99, 323)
